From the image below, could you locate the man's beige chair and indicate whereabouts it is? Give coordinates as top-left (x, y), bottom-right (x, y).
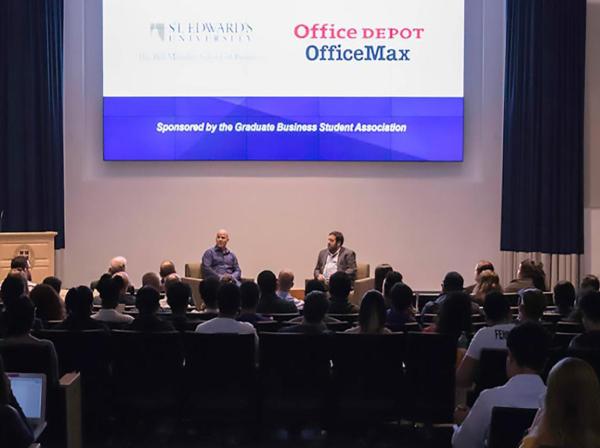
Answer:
top-left (307, 262), bottom-right (373, 305)
top-left (182, 263), bottom-right (253, 310)
top-left (349, 263), bottom-right (375, 305)
top-left (182, 263), bottom-right (204, 310)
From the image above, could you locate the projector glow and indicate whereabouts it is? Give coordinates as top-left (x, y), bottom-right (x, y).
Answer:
top-left (103, 0), bottom-right (465, 161)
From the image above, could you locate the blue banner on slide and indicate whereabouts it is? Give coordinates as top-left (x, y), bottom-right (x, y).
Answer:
top-left (103, 96), bottom-right (463, 161)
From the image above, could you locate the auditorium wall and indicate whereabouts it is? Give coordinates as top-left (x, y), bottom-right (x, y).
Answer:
top-left (61, 0), bottom-right (507, 290)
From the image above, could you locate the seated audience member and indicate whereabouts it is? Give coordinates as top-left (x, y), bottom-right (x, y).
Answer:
top-left (91, 275), bottom-right (134, 325)
top-left (159, 260), bottom-right (176, 286)
top-left (519, 357), bottom-right (600, 448)
top-left (238, 281), bottom-right (272, 324)
top-left (422, 272), bottom-right (480, 317)
top-left (199, 277), bottom-right (220, 316)
top-left (141, 272), bottom-right (161, 292)
top-left (464, 260), bottom-right (495, 295)
top-left (452, 322), bottom-right (550, 448)
top-left (112, 271), bottom-right (135, 305)
top-left (374, 264), bottom-right (394, 293)
top-left (9, 256), bottom-right (35, 291)
top-left (569, 291), bottom-right (600, 350)
top-left (345, 290), bottom-right (391, 334)
top-left (42, 276), bottom-right (62, 294)
top-left (166, 281), bottom-right (193, 332)
top-left (568, 275), bottom-right (600, 323)
top-left (382, 271), bottom-right (404, 308)
top-left (305, 279), bottom-right (327, 296)
top-left (580, 274), bottom-right (600, 293)
top-left (90, 256), bottom-right (130, 294)
top-left (328, 271), bottom-right (358, 314)
top-left (56, 286), bottom-right (108, 331)
top-left (0, 275), bottom-right (42, 335)
top-left (108, 256), bottom-right (127, 275)
top-left (552, 280), bottom-right (576, 319)
top-left (164, 272), bottom-right (181, 290)
top-left (0, 296), bottom-right (59, 387)
top-left (1, 273), bottom-right (27, 303)
top-left (505, 259), bottom-right (547, 293)
top-left (456, 292), bottom-right (514, 387)
top-left (0, 356), bottom-right (34, 448)
top-left (518, 288), bottom-right (546, 323)
top-left (276, 269), bottom-right (304, 310)
top-left (195, 283), bottom-right (257, 338)
top-left (472, 270), bottom-right (502, 304)
top-left (29, 284), bottom-right (65, 324)
top-left (280, 291), bottom-right (331, 334)
top-left (425, 292), bottom-right (473, 349)
top-left (256, 270), bottom-right (298, 314)
top-left (128, 286), bottom-right (175, 332)
top-left (386, 282), bottom-right (419, 331)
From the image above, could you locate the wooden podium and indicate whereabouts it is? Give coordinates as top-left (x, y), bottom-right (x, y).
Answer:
top-left (0, 232), bottom-right (58, 283)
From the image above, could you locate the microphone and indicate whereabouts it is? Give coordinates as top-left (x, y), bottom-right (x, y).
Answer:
top-left (0, 210), bottom-right (3, 232)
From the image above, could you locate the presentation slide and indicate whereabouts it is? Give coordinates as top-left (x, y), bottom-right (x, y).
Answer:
top-left (103, 0), bottom-right (464, 161)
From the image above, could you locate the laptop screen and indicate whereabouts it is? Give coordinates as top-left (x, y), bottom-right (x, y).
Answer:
top-left (7, 373), bottom-right (45, 420)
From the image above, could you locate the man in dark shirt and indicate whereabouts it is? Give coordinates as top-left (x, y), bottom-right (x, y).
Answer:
top-left (421, 272), bottom-right (481, 319)
top-left (256, 270), bottom-right (297, 314)
top-left (327, 271), bottom-right (358, 314)
top-left (569, 290), bottom-right (600, 350)
top-left (166, 281), bottom-right (193, 331)
top-left (238, 281), bottom-right (272, 324)
top-left (128, 286), bottom-right (175, 332)
top-left (386, 282), bottom-right (419, 331)
top-left (56, 286), bottom-right (108, 331)
top-left (279, 291), bottom-right (331, 334)
top-left (201, 229), bottom-right (242, 283)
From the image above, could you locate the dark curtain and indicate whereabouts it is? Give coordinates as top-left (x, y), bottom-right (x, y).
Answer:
top-left (501, 0), bottom-right (586, 254)
top-left (0, 0), bottom-right (65, 248)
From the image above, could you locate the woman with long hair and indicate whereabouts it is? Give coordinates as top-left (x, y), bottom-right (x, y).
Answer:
top-left (29, 284), bottom-right (65, 323)
top-left (520, 357), bottom-right (600, 448)
top-left (472, 270), bottom-right (503, 304)
top-left (344, 290), bottom-right (391, 334)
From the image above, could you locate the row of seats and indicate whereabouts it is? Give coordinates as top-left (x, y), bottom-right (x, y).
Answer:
top-left (3, 331), bottom-right (458, 425)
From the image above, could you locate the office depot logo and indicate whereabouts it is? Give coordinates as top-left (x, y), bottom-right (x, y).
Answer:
top-left (292, 23), bottom-right (425, 63)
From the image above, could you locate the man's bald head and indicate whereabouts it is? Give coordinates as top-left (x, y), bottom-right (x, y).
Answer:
top-left (159, 260), bottom-right (176, 279)
top-left (164, 273), bottom-right (181, 291)
top-left (215, 229), bottom-right (230, 249)
top-left (142, 272), bottom-right (161, 292)
top-left (109, 256), bottom-right (127, 274)
top-left (112, 271), bottom-right (130, 293)
top-left (278, 269), bottom-right (295, 292)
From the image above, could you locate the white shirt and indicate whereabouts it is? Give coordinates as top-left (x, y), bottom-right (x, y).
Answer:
top-left (195, 317), bottom-right (257, 336)
top-left (465, 323), bottom-right (516, 360)
top-left (452, 374), bottom-right (546, 448)
top-left (91, 308), bottom-right (134, 324)
top-left (323, 250), bottom-right (339, 280)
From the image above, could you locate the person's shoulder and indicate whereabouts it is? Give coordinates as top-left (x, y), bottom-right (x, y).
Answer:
top-left (122, 313), bottom-right (135, 322)
top-left (236, 320), bottom-right (257, 333)
top-left (569, 333), bottom-right (589, 350)
top-left (342, 246), bottom-right (356, 255)
top-left (202, 246), bottom-right (216, 257)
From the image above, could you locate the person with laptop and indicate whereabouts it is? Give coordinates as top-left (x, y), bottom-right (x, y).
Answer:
top-left (0, 356), bottom-right (34, 447)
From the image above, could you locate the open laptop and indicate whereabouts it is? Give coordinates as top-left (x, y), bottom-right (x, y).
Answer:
top-left (7, 372), bottom-right (47, 440)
